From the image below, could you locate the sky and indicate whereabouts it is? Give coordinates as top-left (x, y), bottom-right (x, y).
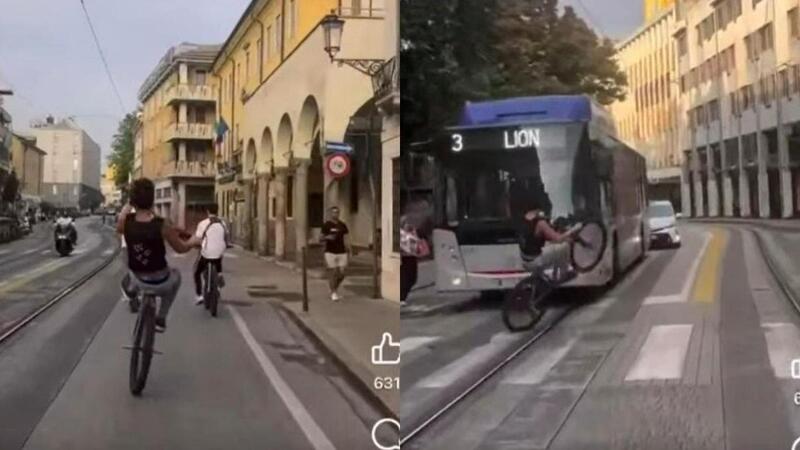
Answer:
top-left (0, 0), bottom-right (250, 171)
top-left (0, 0), bottom-right (642, 172)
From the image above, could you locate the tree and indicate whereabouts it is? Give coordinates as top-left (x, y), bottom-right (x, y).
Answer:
top-left (108, 112), bottom-right (137, 188)
top-left (2, 170), bottom-right (19, 204)
top-left (401, 0), bottom-right (627, 143)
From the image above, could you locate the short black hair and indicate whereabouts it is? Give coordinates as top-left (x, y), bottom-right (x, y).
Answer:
top-left (207, 203), bottom-right (219, 215)
top-left (130, 178), bottom-right (155, 210)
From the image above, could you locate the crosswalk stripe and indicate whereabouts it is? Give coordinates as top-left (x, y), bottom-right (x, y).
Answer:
top-left (502, 337), bottom-right (578, 385)
top-left (400, 337), bottom-right (441, 356)
top-left (763, 323), bottom-right (800, 379)
top-left (625, 324), bottom-right (693, 381)
top-left (418, 333), bottom-right (518, 388)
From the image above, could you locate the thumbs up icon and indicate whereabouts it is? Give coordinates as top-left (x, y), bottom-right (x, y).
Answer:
top-left (371, 332), bottom-right (400, 365)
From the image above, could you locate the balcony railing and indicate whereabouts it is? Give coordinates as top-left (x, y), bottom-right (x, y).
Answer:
top-left (338, 1), bottom-right (384, 18)
top-left (164, 123), bottom-right (214, 142)
top-left (160, 160), bottom-right (216, 178)
top-left (163, 84), bottom-right (216, 106)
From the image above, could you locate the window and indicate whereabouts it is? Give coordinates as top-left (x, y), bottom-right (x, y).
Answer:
top-left (680, 74), bottom-right (687, 93)
top-left (794, 65), bottom-right (800, 93)
top-left (275, 15), bottom-right (282, 57)
top-left (708, 100), bottom-right (720, 122)
top-left (695, 24), bottom-right (702, 46)
top-left (753, 0), bottom-right (763, 6)
top-left (256, 39), bottom-right (262, 77)
top-left (730, 92), bottom-right (740, 116)
top-left (790, 8), bottom-right (800, 38)
top-left (245, 51), bottom-right (250, 82)
top-left (716, 4), bottom-right (728, 30)
top-left (266, 25), bottom-right (273, 60)
top-left (195, 70), bottom-right (207, 85)
top-left (745, 34), bottom-right (757, 60)
top-left (677, 34), bottom-right (688, 57)
top-left (760, 23), bottom-right (774, 52)
top-left (392, 157), bottom-right (400, 253)
top-left (289, 0), bottom-right (298, 39)
top-left (780, 69), bottom-right (790, 97)
top-left (731, 0), bottom-right (742, 19)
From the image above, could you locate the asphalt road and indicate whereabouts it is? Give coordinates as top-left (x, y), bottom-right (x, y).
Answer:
top-left (0, 220), bottom-right (390, 450)
top-left (402, 224), bottom-right (800, 450)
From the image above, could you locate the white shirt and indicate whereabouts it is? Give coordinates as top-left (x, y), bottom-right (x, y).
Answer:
top-left (56, 217), bottom-right (73, 227)
top-left (195, 216), bottom-right (227, 259)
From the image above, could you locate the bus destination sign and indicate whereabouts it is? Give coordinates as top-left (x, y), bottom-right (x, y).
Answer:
top-left (447, 125), bottom-right (564, 153)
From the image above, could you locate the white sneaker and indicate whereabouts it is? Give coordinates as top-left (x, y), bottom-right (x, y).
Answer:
top-left (195, 295), bottom-right (204, 305)
top-left (331, 292), bottom-right (340, 302)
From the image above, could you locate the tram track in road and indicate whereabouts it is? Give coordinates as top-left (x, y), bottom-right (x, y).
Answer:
top-left (0, 231), bottom-right (121, 346)
top-left (400, 304), bottom-right (577, 447)
top-left (750, 226), bottom-right (800, 315)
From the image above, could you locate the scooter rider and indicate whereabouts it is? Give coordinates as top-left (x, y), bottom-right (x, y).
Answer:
top-left (54, 212), bottom-right (77, 245)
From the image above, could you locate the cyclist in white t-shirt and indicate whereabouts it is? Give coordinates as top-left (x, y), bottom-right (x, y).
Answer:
top-left (192, 204), bottom-right (229, 305)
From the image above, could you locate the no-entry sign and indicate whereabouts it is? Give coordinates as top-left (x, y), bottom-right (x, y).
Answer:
top-left (326, 153), bottom-right (351, 179)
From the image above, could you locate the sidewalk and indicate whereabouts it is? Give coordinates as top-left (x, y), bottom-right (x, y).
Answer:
top-left (221, 246), bottom-right (400, 416)
top-left (688, 217), bottom-right (800, 232)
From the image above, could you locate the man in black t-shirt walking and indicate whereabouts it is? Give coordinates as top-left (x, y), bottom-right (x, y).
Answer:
top-left (321, 206), bottom-right (349, 301)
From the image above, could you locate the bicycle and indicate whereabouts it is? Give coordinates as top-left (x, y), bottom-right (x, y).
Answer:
top-left (201, 262), bottom-right (223, 317)
top-left (501, 220), bottom-right (607, 332)
top-left (128, 286), bottom-right (160, 396)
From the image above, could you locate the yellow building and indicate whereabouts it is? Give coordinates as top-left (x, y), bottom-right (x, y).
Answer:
top-left (101, 164), bottom-right (121, 207)
top-left (9, 133), bottom-right (46, 198)
top-left (212, 0), bottom-right (393, 297)
top-left (138, 43), bottom-right (220, 230)
top-left (645, 0), bottom-right (676, 22)
top-left (610, 5), bottom-right (682, 208)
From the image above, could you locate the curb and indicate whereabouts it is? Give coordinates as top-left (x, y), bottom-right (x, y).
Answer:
top-left (276, 303), bottom-right (397, 420)
top-left (688, 218), bottom-right (800, 233)
top-left (751, 228), bottom-right (800, 314)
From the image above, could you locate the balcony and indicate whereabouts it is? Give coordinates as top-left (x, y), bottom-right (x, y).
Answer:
top-left (163, 84), bottom-right (215, 106)
top-left (160, 160), bottom-right (216, 179)
top-left (216, 161), bottom-right (241, 185)
top-left (164, 123), bottom-right (214, 142)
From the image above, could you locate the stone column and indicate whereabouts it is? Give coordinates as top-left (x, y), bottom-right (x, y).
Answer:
top-left (257, 173), bottom-right (270, 255)
top-left (738, 131), bottom-right (751, 217)
top-left (757, 132), bottom-right (770, 218)
top-left (721, 143), bottom-right (733, 217)
top-left (242, 180), bottom-right (254, 250)
top-left (179, 103), bottom-right (188, 124)
top-left (294, 161), bottom-right (309, 265)
top-left (179, 63), bottom-right (188, 84)
top-left (177, 182), bottom-right (186, 229)
top-left (706, 142), bottom-right (720, 217)
top-left (274, 171), bottom-right (287, 259)
top-left (693, 148), bottom-right (705, 216)
top-left (779, 122), bottom-right (793, 217)
top-left (178, 142), bottom-right (187, 162)
top-left (680, 152), bottom-right (692, 216)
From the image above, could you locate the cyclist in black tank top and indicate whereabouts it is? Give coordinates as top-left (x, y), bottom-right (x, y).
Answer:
top-left (117, 178), bottom-right (200, 331)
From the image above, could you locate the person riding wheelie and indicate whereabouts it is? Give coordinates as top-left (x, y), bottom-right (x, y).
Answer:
top-left (519, 207), bottom-right (582, 289)
top-left (117, 178), bottom-right (199, 332)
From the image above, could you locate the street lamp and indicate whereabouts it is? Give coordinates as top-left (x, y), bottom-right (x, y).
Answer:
top-left (321, 10), bottom-right (390, 299)
top-left (320, 11), bottom-right (385, 77)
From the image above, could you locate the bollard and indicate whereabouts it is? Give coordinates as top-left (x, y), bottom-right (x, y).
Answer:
top-left (302, 246), bottom-right (309, 312)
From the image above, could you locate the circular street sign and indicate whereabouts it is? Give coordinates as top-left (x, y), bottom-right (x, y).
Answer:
top-left (326, 153), bottom-right (351, 179)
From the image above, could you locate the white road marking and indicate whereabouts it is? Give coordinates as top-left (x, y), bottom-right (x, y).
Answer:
top-left (228, 306), bottom-right (335, 450)
top-left (226, 253), bottom-right (239, 259)
top-left (21, 248), bottom-right (38, 255)
top-left (763, 323), bottom-right (800, 379)
top-left (102, 249), bottom-right (114, 256)
top-left (625, 324), bottom-right (693, 381)
top-left (418, 333), bottom-right (518, 388)
top-left (644, 232), bottom-right (712, 305)
top-left (502, 337), bottom-right (578, 385)
top-left (400, 336), bottom-right (441, 355)
top-left (40, 250), bottom-right (50, 255)
top-left (0, 249), bottom-right (10, 256)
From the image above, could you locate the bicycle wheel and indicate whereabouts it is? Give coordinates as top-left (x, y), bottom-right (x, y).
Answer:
top-left (209, 264), bottom-right (219, 318)
top-left (502, 278), bottom-right (543, 332)
top-left (571, 220), bottom-right (607, 273)
top-left (129, 297), bottom-right (156, 396)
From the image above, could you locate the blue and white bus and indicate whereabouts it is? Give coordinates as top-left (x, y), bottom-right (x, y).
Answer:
top-left (432, 95), bottom-right (648, 294)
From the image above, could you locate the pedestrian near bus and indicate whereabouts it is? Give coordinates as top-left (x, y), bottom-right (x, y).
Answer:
top-left (400, 215), bottom-right (430, 305)
top-left (321, 206), bottom-right (349, 301)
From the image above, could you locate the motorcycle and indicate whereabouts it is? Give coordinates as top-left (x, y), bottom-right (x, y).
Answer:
top-left (54, 225), bottom-right (75, 256)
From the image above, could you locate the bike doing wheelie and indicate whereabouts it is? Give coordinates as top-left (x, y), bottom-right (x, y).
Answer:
top-left (502, 210), bottom-right (606, 332)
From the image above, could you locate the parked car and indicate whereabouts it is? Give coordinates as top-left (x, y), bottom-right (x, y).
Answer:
top-left (647, 201), bottom-right (681, 248)
top-left (18, 216), bottom-right (31, 235)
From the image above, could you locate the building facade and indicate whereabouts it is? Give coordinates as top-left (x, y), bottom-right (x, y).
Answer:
top-left (212, 0), bottom-right (392, 296)
top-left (30, 116), bottom-right (102, 210)
top-left (101, 165), bottom-right (122, 207)
top-left (676, 0), bottom-right (800, 218)
top-left (611, 6), bottom-right (682, 209)
top-left (138, 43), bottom-right (220, 230)
top-left (0, 101), bottom-right (11, 185)
top-left (645, 0), bottom-right (677, 22)
top-left (378, 0), bottom-right (399, 300)
top-left (9, 134), bottom-right (45, 198)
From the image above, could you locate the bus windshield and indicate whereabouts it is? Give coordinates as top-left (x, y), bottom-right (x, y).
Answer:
top-left (442, 123), bottom-right (599, 227)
